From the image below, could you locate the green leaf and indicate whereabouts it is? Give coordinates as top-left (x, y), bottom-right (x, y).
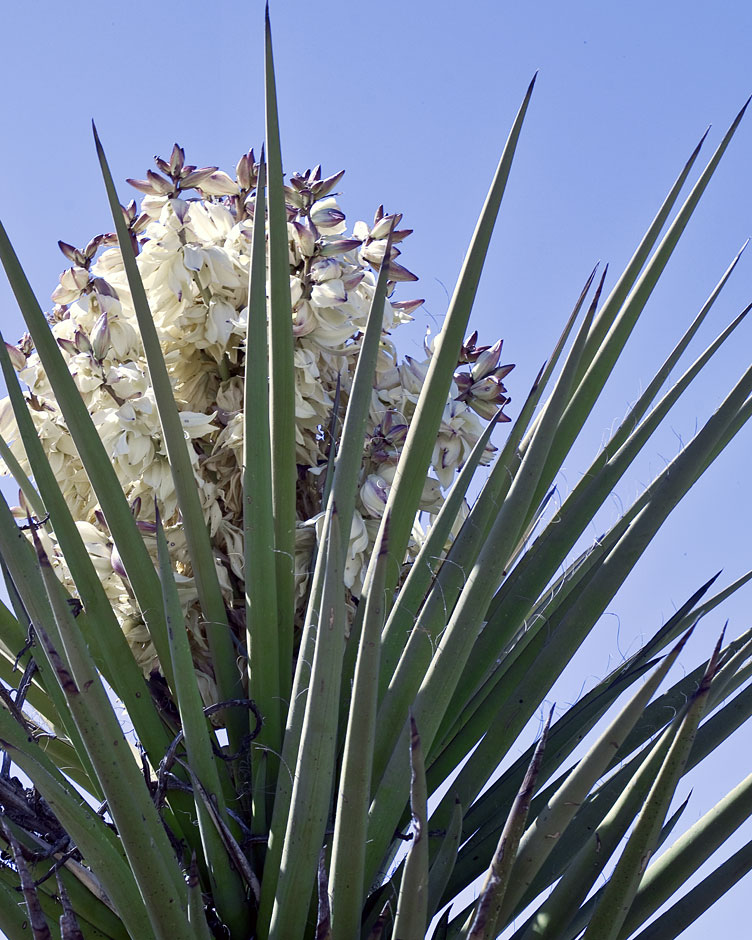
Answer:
top-left (264, 506), bottom-right (346, 940)
top-left (28, 525), bottom-right (193, 940)
top-left (393, 713), bottom-right (430, 940)
top-left (330, 516), bottom-right (390, 940)
top-left (264, 2), bottom-right (297, 695)
top-left (243, 150), bottom-right (282, 824)
top-left (581, 636), bottom-right (723, 940)
top-left (156, 509), bottom-right (252, 938)
top-left (427, 797), bottom-right (463, 923)
top-left (464, 709), bottom-right (551, 940)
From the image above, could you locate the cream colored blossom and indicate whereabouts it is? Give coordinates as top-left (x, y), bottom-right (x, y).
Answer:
top-left (0, 146), bottom-right (511, 703)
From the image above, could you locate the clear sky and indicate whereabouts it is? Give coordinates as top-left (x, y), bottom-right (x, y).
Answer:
top-left (1, 1), bottom-right (751, 936)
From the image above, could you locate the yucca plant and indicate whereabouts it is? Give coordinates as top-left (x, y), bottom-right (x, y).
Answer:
top-left (0, 8), bottom-right (751, 939)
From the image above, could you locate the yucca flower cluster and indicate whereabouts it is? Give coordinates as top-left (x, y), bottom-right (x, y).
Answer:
top-left (0, 145), bottom-right (512, 702)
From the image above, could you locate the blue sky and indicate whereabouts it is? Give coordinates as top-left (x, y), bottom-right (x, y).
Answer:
top-left (0, 0), bottom-right (751, 935)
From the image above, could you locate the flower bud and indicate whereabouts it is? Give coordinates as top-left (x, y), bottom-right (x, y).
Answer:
top-left (236, 150), bottom-right (257, 190)
top-left (391, 298), bottom-right (424, 317)
top-left (110, 543), bottom-right (127, 579)
top-left (390, 228), bottom-right (413, 245)
top-left (361, 240), bottom-right (399, 266)
top-left (90, 277), bottom-right (118, 299)
top-left (168, 143), bottom-right (185, 176)
top-left (198, 171), bottom-right (238, 196)
top-left (385, 261), bottom-right (419, 282)
top-left (74, 329), bottom-right (92, 354)
top-left (4, 342), bottom-right (26, 371)
top-left (58, 241), bottom-right (86, 266)
top-left (471, 339), bottom-right (503, 382)
top-left (310, 201), bottom-right (346, 231)
top-left (317, 238), bottom-right (362, 258)
top-left (370, 212), bottom-right (402, 240)
top-left (90, 312), bottom-right (110, 361)
top-left (180, 166), bottom-right (219, 190)
top-left (83, 235), bottom-right (107, 261)
top-left (311, 168), bottom-right (345, 199)
top-left (291, 219), bottom-right (316, 258)
top-left (360, 473), bottom-right (389, 517)
top-left (56, 337), bottom-right (78, 356)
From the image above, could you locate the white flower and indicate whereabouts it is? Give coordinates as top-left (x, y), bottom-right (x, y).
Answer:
top-left (8, 145), bottom-right (509, 702)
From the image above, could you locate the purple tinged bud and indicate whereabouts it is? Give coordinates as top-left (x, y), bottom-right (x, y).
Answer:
top-left (83, 235), bottom-right (105, 260)
top-left (146, 170), bottom-right (175, 195)
top-left (373, 204), bottom-right (385, 225)
top-left (135, 519), bottom-right (158, 535)
top-left (110, 544), bottom-right (127, 579)
top-left (94, 510), bottom-right (108, 531)
top-left (317, 238), bottom-right (363, 258)
top-left (370, 212), bottom-right (403, 240)
top-left (360, 474), bottom-right (389, 517)
top-left (154, 156), bottom-right (171, 176)
top-left (471, 339), bottom-right (504, 381)
top-left (90, 277), bottom-right (118, 299)
top-left (127, 177), bottom-right (159, 195)
top-left (310, 205), bottom-right (346, 229)
top-left (56, 337), bottom-right (78, 356)
top-left (4, 342), bottom-right (26, 371)
top-left (58, 241), bottom-right (85, 266)
top-left (341, 269), bottom-right (366, 290)
top-left (169, 143), bottom-right (185, 175)
top-left (236, 151), bottom-right (257, 190)
top-left (292, 220), bottom-right (316, 257)
top-left (390, 228), bottom-right (413, 245)
top-left (495, 363), bottom-right (515, 382)
top-left (180, 166), bottom-right (219, 189)
top-left (385, 261), bottom-right (419, 282)
top-left (130, 496), bottom-right (142, 518)
top-left (311, 169), bottom-right (345, 199)
top-left (391, 298), bottom-right (424, 316)
top-left (197, 171), bottom-right (238, 196)
top-left (470, 375), bottom-right (503, 400)
top-left (74, 329), bottom-right (92, 355)
top-left (122, 200), bottom-right (137, 223)
top-left (90, 312), bottom-right (110, 361)
top-left (453, 372), bottom-right (473, 396)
